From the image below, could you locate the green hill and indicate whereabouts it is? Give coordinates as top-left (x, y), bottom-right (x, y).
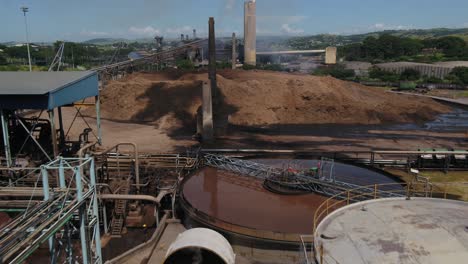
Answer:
top-left (288, 28), bottom-right (468, 50)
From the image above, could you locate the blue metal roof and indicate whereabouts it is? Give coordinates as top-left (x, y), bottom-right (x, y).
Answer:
top-left (0, 71), bottom-right (98, 110)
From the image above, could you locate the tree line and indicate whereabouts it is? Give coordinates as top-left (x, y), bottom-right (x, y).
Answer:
top-left (0, 41), bottom-right (150, 70)
top-left (340, 35), bottom-right (468, 62)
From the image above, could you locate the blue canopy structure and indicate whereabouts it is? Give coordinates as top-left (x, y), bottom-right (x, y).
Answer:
top-left (0, 71), bottom-right (101, 165)
top-left (0, 71), bottom-right (98, 110)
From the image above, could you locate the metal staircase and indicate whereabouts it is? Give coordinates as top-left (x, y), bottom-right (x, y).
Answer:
top-left (110, 181), bottom-right (130, 238)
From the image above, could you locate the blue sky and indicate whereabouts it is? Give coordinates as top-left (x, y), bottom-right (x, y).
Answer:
top-left (1, 0), bottom-right (467, 42)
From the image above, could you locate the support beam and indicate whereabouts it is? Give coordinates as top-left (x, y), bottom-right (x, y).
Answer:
top-left (57, 107), bottom-right (66, 150)
top-left (89, 158), bottom-right (103, 263)
top-left (202, 81), bottom-right (214, 141)
top-left (48, 109), bottom-right (59, 158)
top-left (1, 110), bottom-right (12, 167)
top-left (325, 47), bottom-right (337, 65)
top-left (75, 167), bottom-right (89, 264)
top-left (95, 95), bottom-right (102, 145)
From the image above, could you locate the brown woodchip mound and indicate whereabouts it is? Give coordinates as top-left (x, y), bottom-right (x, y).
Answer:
top-left (95, 69), bottom-right (452, 129)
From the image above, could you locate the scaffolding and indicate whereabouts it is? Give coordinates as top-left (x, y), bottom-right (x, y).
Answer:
top-left (0, 157), bottom-right (102, 264)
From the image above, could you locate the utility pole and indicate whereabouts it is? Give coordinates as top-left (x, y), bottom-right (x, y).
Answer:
top-left (20, 6), bottom-right (32, 72)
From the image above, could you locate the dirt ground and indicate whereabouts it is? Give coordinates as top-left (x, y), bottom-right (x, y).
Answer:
top-left (69, 69), bottom-right (468, 153)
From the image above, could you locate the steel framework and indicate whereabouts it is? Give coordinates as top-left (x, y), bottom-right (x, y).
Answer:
top-left (203, 153), bottom-right (403, 200)
top-left (94, 39), bottom-right (208, 80)
top-left (0, 157), bottom-right (102, 264)
top-left (48, 42), bottom-right (65, 71)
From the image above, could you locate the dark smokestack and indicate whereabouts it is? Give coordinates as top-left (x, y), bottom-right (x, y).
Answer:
top-left (180, 34), bottom-right (184, 41)
top-left (186, 34), bottom-right (189, 41)
top-left (232, 32), bottom-right (236, 69)
top-left (208, 17), bottom-right (217, 86)
top-left (193, 29), bottom-right (197, 39)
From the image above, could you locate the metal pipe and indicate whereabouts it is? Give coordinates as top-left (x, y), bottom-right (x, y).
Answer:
top-left (75, 167), bottom-right (89, 264)
top-left (99, 192), bottom-right (168, 206)
top-left (40, 166), bottom-right (55, 260)
top-left (59, 157), bottom-right (65, 188)
top-left (256, 50), bottom-right (326, 55)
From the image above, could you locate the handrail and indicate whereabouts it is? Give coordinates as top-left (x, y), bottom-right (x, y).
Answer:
top-left (312, 181), bottom-right (468, 234)
top-left (310, 181), bottom-right (468, 264)
top-left (95, 143), bottom-right (140, 193)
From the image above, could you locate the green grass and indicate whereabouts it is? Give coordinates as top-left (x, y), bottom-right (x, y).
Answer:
top-left (386, 169), bottom-right (468, 201)
top-left (0, 65), bottom-right (48, 71)
top-left (455, 91), bottom-right (468, 98)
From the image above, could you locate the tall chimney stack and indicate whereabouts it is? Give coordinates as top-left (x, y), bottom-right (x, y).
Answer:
top-left (193, 29), bottom-right (197, 39)
top-left (244, 0), bottom-right (256, 66)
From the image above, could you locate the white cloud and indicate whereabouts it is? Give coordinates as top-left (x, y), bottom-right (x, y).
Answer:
top-left (281, 24), bottom-right (304, 34)
top-left (80, 29), bottom-right (110, 37)
top-left (370, 23), bottom-right (410, 31)
top-left (256, 27), bottom-right (273, 35)
top-left (165, 26), bottom-right (192, 34)
top-left (225, 0), bottom-right (236, 10)
top-left (128, 26), bottom-right (160, 37)
top-left (373, 23), bottom-right (385, 30)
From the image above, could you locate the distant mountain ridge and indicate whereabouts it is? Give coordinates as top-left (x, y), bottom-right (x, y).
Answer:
top-left (3, 27), bottom-right (467, 47)
top-left (82, 38), bottom-right (131, 45)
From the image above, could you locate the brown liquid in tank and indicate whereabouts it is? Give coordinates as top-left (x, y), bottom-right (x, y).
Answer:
top-left (183, 167), bottom-right (328, 234)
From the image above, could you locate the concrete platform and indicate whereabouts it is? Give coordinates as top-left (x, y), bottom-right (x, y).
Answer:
top-left (315, 198), bottom-right (468, 264)
top-left (148, 220), bottom-right (186, 263)
top-left (391, 91), bottom-right (468, 108)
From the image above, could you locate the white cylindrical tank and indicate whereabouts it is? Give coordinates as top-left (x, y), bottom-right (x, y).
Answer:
top-left (164, 228), bottom-right (235, 264)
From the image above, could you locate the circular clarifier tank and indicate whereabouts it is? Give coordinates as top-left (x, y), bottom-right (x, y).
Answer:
top-left (181, 159), bottom-right (401, 244)
top-left (314, 198), bottom-right (468, 264)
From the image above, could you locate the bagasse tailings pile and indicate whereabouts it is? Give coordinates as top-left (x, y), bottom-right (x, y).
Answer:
top-left (97, 70), bottom-right (451, 129)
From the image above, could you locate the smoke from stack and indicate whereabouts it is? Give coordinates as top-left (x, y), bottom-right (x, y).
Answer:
top-left (244, 0), bottom-right (256, 66)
